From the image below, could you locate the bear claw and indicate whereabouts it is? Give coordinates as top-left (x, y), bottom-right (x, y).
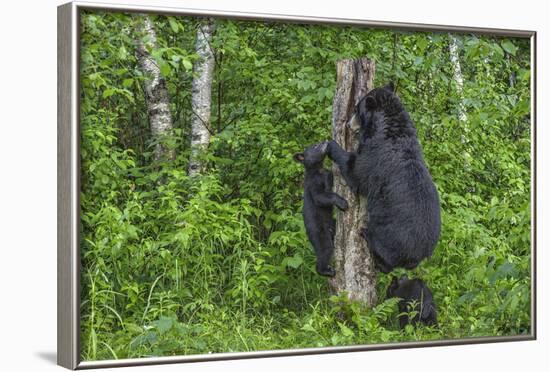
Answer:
top-left (317, 266), bottom-right (336, 277)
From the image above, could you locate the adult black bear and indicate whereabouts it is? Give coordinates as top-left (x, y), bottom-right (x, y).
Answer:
top-left (387, 275), bottom-right (437, 328)
top-left (326, 83), bottom-right (441, 273)
top-left (294, 142), bottom-right (349, 277)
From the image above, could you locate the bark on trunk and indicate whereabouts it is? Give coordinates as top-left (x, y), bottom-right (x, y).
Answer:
top-left (329, 58), bottom-right (377, 306)
top-left (449, 35), bottom-right (467, 122)
top-left (136, 15), bottom-right (174, 161)
top-left (188, 19), bottom-right (216, 176)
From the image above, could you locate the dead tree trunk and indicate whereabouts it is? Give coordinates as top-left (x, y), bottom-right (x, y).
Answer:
top-left (329, 58), bottom-right (377, 306)
top-left (135, 15), bottom-right (174, 161)
top-left (188, 18), bottom-right (216, 176)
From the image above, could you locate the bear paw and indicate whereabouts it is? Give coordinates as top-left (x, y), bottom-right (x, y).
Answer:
top-left (317, 266), bottom-right (336, 277)
top-left (337, 199), bottom-right (349, 211)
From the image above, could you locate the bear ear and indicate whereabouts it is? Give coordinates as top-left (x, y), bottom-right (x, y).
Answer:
top-left (293, 153), bottom-right (305, 163)
top-left (365, 95), bottom-right (377, 110)
top-left (387, 277), bottom-right (399, 297)
top-left (385, 81), bottom-right (396, 93)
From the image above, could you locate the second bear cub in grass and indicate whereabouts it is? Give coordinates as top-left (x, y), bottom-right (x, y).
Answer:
top-left (387, 275), bottom-right (437, 328)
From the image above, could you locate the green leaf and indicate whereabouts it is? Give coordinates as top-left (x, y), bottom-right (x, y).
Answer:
top-left (284, 254), bottom-right (303, 269)
top-left (160, 62), bottom-right (171, 77)
top-left (118, 45), bottom-right (128, 60)
top-left (102, 88), bottom-right (115, 99)
top-left (489, 261), bottom-right (518, 285)
top-left (122, 78), bottom-right (133, 88)
top-left (182, 59), bottom-right (193, 71)
top-left (492, 44), bottom-right (504, 59)
top-left (168, 18), bottom-right (179, 33)
top-left (413, 56), bottom-right (424, 66)
top-left (301, 323), bottom-right (316, 332)
top-left (153, 316), bottom-right (174, 335)
top-left (501, 40), bottom-right (518, 56)
top-left (338, 322), bottom-right (354, 337)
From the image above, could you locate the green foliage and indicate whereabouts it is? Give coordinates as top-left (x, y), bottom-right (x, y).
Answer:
top-left (79, 11), bottom-right (531, 360)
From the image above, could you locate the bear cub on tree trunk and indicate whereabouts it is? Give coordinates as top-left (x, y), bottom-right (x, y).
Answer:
top-left (387, 275), bottom-right (437, 328)
top-left (326, 83), bottom-right (441, 273)
top-left (294, 142), bottom-right (349, 277)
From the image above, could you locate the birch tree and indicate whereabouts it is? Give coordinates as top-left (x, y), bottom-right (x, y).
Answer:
top-left (449, 35), bottom-right (467, 122)
top-left (188, 19), bottom-right (216, 176)
top-left (329, 58), bottom-right (377, 306)
top-left (135, 15), bottom-right (174, 161)
top-left (449, 35), bottom-right (472, 171)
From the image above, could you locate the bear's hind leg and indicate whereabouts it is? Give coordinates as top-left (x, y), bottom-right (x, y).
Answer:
top-left (314, 232), bottom-right (335, 277)
top-left (361, 228), bottom-right (398, 273)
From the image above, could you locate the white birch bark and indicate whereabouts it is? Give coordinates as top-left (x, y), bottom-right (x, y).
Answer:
top-left (449, 35), bottom-right (467, 122)
top-left (507, 53), bottom-right (516, 88)
top-left (136, 15), bottom-right (174, 161)
top-left (329, 58), bottom-right (377, 306)
top-left (449, 35), bottom-right (472, 171)
top-left (188, 19), bottom-right (216, 176)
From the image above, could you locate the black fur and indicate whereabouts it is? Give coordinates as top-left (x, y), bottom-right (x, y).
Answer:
top-left (327, 83), bottom-right (441, 273)
top-left (387, 275), bottom-right (437, 328)
top-left (294, 142), bottom-right (349, 277)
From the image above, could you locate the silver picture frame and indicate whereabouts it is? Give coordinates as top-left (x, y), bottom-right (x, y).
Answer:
top-left (58, 1), bottom-right (537, 369)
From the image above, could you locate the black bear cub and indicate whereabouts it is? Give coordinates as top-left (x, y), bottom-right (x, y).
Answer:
top-left (327, 83), bottom-right (441, 273)
top-left (294, 142), bottom-right (349, 277)
top-left (387, 275), bottom-right (437, 328)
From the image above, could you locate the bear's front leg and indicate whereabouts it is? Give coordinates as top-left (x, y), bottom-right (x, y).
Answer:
top-left (326, 140), bottom-right (360, 192)
top-left (332, 194), bottom-right (349, 211)
top-left (312, 192), bottom-right (348, 211)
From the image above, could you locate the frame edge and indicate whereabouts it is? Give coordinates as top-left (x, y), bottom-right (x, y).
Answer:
top-left (66, 2), bottom-right (537, 369)
top-left (73, 0), bottom-right (535, 37)
top-left (58, 1), bottom-right (79, 370)
top-left (530, 31), bottom-right (537, 340)
top-left (76, 335), bottom-right (534, 369)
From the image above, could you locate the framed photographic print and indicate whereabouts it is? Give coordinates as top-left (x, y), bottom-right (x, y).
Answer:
top-left (57, 1), bottom-right (536, 369)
